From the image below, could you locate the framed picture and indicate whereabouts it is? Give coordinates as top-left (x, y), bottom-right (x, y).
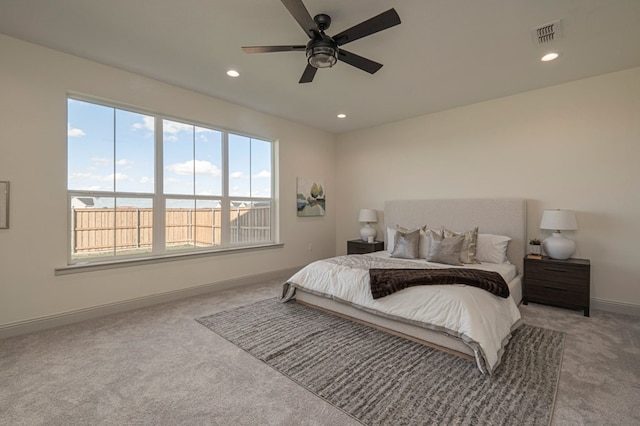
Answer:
top-left (0, 181), bottom-right (9, 229)
top-left (297, 177), bottom-right (326, 217)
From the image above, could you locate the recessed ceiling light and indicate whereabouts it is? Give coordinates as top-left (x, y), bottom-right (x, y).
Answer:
top-left (337, 113), bottom-right (346, 119)
top-left (226, 69), bottom-right (240, 77)
top-left (541, 52), bottom-right (559, 62)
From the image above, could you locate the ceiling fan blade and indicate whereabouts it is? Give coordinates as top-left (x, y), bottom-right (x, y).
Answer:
top-left (338, 49), bottom-right (383, 74)
top-left (299, 63), bottom-right (317, 83)
top-left (242, 45), bottom-right (306, 54)
top-left (281, 0), bottom-right (318, 39)
top-left (333, 8), bottom-right (401, 46)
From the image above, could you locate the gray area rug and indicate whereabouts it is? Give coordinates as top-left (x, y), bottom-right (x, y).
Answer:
top-left (197, 298), bottom-right (564, 426)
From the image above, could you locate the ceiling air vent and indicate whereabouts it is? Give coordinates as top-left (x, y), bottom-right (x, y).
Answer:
top-left (532, 20), bottom-right (562, 45)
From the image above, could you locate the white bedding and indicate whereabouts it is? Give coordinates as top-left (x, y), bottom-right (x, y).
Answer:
top-left (283, 251), bottom-right (522, 374)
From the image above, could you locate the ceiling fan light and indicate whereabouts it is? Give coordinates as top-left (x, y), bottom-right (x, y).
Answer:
top-left (307, 46), bottom-right (337, 68)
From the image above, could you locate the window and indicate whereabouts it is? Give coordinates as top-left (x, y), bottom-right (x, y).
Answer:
top-left (67, 97), bottom-right (275, 264)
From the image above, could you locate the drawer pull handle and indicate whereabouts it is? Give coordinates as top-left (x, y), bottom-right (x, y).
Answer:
top-left (543, 268), bottom-right (567, 273)
top-left (543, 285), bottom-right (567, 291)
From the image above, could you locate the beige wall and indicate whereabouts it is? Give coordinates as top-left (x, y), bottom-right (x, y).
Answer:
top-left (336, 67), bottom-right (640, 308)
top-left (1, 33), bottom-right (638, 330)
top-left (0, 35), bottom-right (337, 328)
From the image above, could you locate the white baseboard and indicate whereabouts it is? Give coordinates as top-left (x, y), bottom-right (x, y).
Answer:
top-left (0, 266), bottom-right (301, 340)
top-left (592, 298), bottom-right (640, 317)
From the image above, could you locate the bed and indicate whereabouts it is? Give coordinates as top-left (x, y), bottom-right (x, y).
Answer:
top-left (282, 198), bottom-right (527, 374)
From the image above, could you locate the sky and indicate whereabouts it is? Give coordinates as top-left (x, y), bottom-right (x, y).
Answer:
top-left (67, 99), bottom-right (272, 207)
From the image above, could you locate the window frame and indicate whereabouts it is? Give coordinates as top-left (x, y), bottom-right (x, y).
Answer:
top-left (66, 94), bottom-right (277, 267)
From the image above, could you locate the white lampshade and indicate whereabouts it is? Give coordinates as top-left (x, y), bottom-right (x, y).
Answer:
top-left (358, 209), bottom-right (377, 241)
top-left (540, 209), bottom-right (577, 231)
top-left (358, 209), bottom-right (378, 223)
top-left (540, 209), bottom-right (577, 260)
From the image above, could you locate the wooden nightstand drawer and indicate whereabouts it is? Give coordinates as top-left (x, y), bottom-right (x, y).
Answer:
top-left (525, 261), bottom-right (590, 286)
top-left (347, 239), bottom-right (384, 254)
top-left (525, 279), bottom-right (589, 306)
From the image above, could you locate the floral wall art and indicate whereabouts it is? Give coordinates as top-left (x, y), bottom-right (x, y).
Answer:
top-left (296, 177), bottom-right (326, 217)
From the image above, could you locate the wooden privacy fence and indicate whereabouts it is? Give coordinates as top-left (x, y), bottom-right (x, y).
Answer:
top-left (72, 206), bottom-right (270, 254)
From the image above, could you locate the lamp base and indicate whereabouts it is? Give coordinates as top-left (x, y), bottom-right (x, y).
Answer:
top-left (542, 232), bottom-right (575, 260)
top-left (360, 224), bottom-right (376, 242)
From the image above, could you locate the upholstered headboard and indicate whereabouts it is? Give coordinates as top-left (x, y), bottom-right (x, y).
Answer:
top-left (384, 198), bottom-right (527, 274)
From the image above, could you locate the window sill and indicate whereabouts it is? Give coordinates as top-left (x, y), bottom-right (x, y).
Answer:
top-left (55, 243), bottom-right (284, 276)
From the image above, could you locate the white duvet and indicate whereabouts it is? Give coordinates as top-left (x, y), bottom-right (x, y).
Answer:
top-left (282, 251), bottom-right (522, 374)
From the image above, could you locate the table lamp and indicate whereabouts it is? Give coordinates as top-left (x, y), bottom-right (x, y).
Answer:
top-left (358, 209), bottom-right (378, 242)
top-left (540, 209), bottom-right (577, 260)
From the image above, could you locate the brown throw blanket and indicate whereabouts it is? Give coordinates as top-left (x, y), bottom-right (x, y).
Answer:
top-left (369, 268), bottom-right (510, 299)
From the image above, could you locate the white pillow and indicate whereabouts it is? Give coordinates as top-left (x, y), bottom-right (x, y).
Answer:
top-left (386, 226), bottom-right (398, 253)
top-left (476, 234), bottom-right (511, 264)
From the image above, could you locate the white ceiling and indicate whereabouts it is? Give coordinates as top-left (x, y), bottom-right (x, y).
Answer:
top-left (1, 0), bottom-right (639, 134)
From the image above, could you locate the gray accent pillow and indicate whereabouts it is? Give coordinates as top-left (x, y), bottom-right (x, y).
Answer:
top-left (419, 226), bottom-right (441, 259)
top-left (443, 226), bottom-right (480, 264)
top-left (426, 231), bottom-right (465, 265)
top-left (391, 228), bottom-right (421, 259)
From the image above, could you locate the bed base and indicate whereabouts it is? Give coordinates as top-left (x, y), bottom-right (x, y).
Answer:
top-left (295, 291), bottom-right (475, 361)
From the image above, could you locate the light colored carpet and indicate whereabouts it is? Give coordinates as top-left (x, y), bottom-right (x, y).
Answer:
top-left (197, 298), bottom-right (564, 425)
top-left (0, 275), bottom-right (639, 425)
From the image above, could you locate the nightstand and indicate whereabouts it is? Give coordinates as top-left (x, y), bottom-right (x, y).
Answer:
top-left (347, 239), bottom-right (384, 255)
top-left (523, 256), bottom-right (591, 316)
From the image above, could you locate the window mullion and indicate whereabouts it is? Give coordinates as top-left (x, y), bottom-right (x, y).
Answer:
top-left (272, 141), bottom-right (278, 243)
top-left (112, 108), bottom-right (117, 257)
top-left (153, 116), bottom-right (165, 254)
top-left (221, 131), bottom-right (230, 247)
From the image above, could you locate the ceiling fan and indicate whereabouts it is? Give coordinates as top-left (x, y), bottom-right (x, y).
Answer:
top-left (242, 0), bottom-right (401, 83)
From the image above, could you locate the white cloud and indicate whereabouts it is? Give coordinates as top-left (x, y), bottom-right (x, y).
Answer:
top-left (108, 173), bottom-right (132, 182)
top-left (196, 128), bottom-right (219, 143)
top-left (166, 160), bottom-right (221, 176)
top-left (91, 157), bottom-right (111, 166)
top-left (164, 121), bottom-right (193, 133)
top-left (251, 188), bottom-right (271, 197)
top-left (162, 120), bottom-right (193, 142)
top-left (131, 116), bottom-right (155, 132)
top-left (77, 185), bottom-right (104, 191)
top-left (67, 123), bottom-right (86, 137)
top-left (230, 171), bottom-right (246, 179)
top-left (68, 172), bottom-right (131, 182)
top-left (89, 158), bottom-right (133, 169)
top-left (68, 172), bottom-right (93, 180)
top-left (253, 170), bottom-right (271, 179)
top-left (140, 176), bottom-right (153, 184)
top-left (116, 159), bottom-right (134, 168)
